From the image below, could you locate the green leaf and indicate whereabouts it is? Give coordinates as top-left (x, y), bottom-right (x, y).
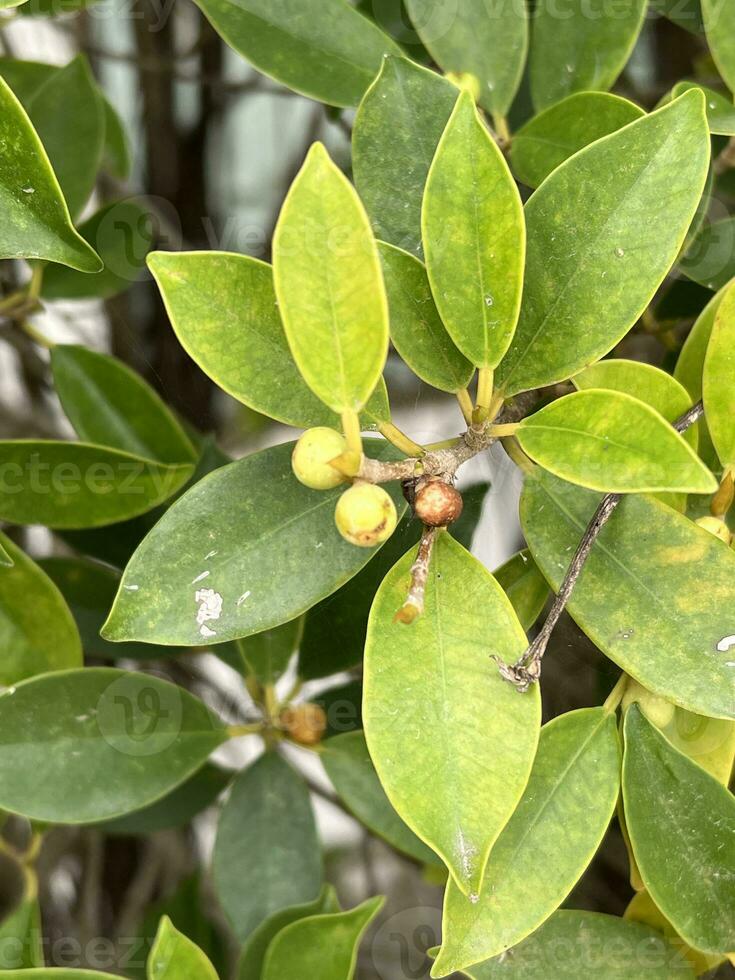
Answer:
top-left (378, 241), bottom-right (474, 393)
top-left (521, 470), bottom-right (735, 719)
top-left (148, 250), bottom-right (353, 430)
top-left (237, 886), bottom-right (340, 980)
top-left (529, 0), bottom-right (647, 111)
top-left (675, 284), bottom-right (728, 468)
top-left (679, 217), bottom-right (735, 292)
top-left (0, 76), bottom-right (101, 272)
top-left (0, 441), bottom-right (194, 529)
top-left (0, 973), bottom-right (119, 979)
top-left (622, 705), bottom-right (735, 954)
top-left (403, 0), bottom-right (527, 116)
top-left (0, 667), bottom-right (226, 823)
top-left (493, 549), bottom-right (549, 631)
top-left (573, 358), bottom-right (698, 510)
top-left (510, 92), bottom-right (644, 190)
top-left (192, 0), bottom-right (400, 108)
top-left (38, 556), bottom-right (185, 661)
top-left (51, 345), bottom-right (196, 464)
top-left (24, 55), bottom-right (104, 219)
top-left (238, 618), bottom-right (301, 685)
top-left (42, 199), bottom-right (153, 300)
top-left (364, 532), bottom-right (541, 896)
top-left (0, 533), bottom-right (81, 685)
top-left (514, 389), bottom-right (716, 494)
top-left (213, 752), bottom-right (322, 941)
top-left (0, 56), bottom-right (130, 182)
top-left (434, 708), bottom-right (620, 975)
top-left (352, 56), bottom-right (457, 258)
top-left (103, 441), bottom-right (406, 646)
top-left (624, 889), bottom-right (722, 978)
top-left (652, 0), bottom-right (703, 34)
top-left (148, 915), bottom-right (218, 980)
top-left (96, 763), bottom-right (231, 835)
top-left (495, 92), bottom-right (710, 397)
top-left (321, 730), bottom-right (439, 864)
top-left (315, 679), bottom-right (363, 737)
top-left (657, 706), bottom-right (735, 786)
top-left (0, 540), bottom-right (12, 567)
top-left (703, 0), bottom-right (735, 94)
top-left (703, 279), bottom-right (735, 467)
top-left (273, 142), bottom-right (388, 414)
top-left (423, 91), bottom-right (525, 369)
top-left (455, 910), bottom-right (695, 979)
top-left (261, 898), bottom-right (383, 980)
top-left (672, 80), bottom-right (735, 135)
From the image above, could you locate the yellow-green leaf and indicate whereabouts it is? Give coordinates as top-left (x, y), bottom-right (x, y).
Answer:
top-left (495, 92), bottom-right (710, 396)
top-left (521, 470), bottom-right (735, 719)
top-left (273, 143), bottom-right (389, 414)
top-left (423, 92), bottom-right (525, 369)
top-left (364, 532), bottom-right (541, 896)
top-left (514, 389), bottom-right (716, 494)
top-left (148, 916), bottom-right (218, 980)
top-left (0, 76), bottom-right (101, 271)
top-left (378, 241), bottom-right (473, 393)
top-left (573, 358), bottom-right (698, 510)
top-left (262, 898), bottom-right (383, 980)
top-left (433, 708), bottom-right (620, 976)
top-left (623, 705), bottom-right (735, 954)
top-left (703, 279), bottom-right (735, 467)
top-left (511, 92), bottom-right (644, 190)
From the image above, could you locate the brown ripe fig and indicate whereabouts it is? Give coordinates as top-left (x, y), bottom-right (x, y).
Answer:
top-left (279, 703), bottom-right (327, 746)
top-left (413, 479), bottom-right (463, 527)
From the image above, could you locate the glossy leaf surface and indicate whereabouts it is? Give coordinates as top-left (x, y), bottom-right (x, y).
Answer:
top-left (193, 0), bottom-right (399, 107)
top-left (353, 56), bottom-right (456, 257)
top-left (0, 534), bottom-right (81, 685)
top-left (403, 0), bottom-right (527, 116)
top-left (148, 915), bottom-right (218, 980)
top-left (273, 143), bottom-right (388, 414)
top-left (673, 80), bottom-right (735, 134)
top-left (703, 0), bottom-right (735, 94)
top-left (703, 279), bottom-right (735, 466)
top-left (0, 441), bottom-right (192, 529)
top-left (213, 752), bottom-right (322, 941)
top-left (262, 898), bottom-right (383, 980)
top-left (493, 549), bottom-right (549, 631)
top-left (51, 345), bottom-right (196, 464)
top-left (458, 910), bottom-right (694, 978)
top-left (530, 0), bottom-right (647, 110)
top-left (495, 93), bottom-right (710, 396)
top-left (521, 470), bottom-right (735, 719)
top-left (364, 532), bottom-right (541, 895)
top-left (623, 705), bottom-right (735, 953)
top-left (423, 92), bottom-right (525, 369)
top-left (0, 76), bottom-right (101, 271)
top-left (103, 441), bottom-right (406, 646)
top-left (680, 217), bottom-right (735, 292)
top-left (515, 389), bottom-right (715, 494)
top-left (0, 668), bottom-right (226, 823)
top-left (378, 241), bottom-right (473, 393)
top-left (434, 708), bottom-right (620, 974)
top-left (511, 92), bottom-right (644, 189)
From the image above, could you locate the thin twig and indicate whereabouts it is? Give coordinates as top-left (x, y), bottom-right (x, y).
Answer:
top-left (496, 400), bottom-right (705, 692)
top-left (394, 526), bottom-right (439, 624)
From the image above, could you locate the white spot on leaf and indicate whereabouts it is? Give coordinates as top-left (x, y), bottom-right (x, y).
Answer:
top-left (716, 635), bottom-right (735, 653)
top-left (195, 588), bottom-right (222, 638)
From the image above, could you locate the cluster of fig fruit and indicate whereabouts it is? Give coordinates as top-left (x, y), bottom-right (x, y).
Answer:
top-left (291, 426), bottom-right (463, 547)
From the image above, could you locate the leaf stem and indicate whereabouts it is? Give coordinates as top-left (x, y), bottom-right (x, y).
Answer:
top-left (495, 400), bottom-right (706, 692)
top-left (487, 422), bottom-right (519, 438)
top-left (341, 409), bottom-right (363, 456)
top-left (475, 367), bottom-right (494, 416)
top-left (378, 421), bottom-right (425, 457)
top-left (457, 388), bottom-right (474, 425)
top-left (603, 674), bottom-right (629, 716)
top-left (20, 320), bottom-right (54, 349)
top-left (492, 113), bottom-right (511, 147)
top-left (226, 722), bottom-right (264, 738)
